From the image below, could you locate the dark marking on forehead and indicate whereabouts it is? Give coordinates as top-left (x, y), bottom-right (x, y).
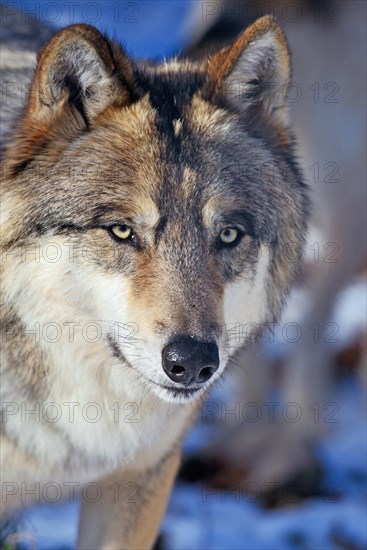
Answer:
top-left (134, 65), bottom-right (206, 136)
top-left (131, 65), bottom-right (211, 228)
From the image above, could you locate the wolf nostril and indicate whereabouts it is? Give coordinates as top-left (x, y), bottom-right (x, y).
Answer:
top-left (197, 366), bottom-right (215, 383)
top-left (162, 336), bottom-right (219, 386)
top-left (171, 365), bottom-right (185, 376)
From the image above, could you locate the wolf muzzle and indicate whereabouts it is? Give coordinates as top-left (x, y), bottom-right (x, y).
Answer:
top-left (162, 335), bottom-right (219, 386)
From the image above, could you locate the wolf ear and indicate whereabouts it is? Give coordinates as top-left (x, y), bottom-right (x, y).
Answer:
top-left (205, 16), bottom-right (292, 146)
top-left (4, 24), bottom-right (135, 174)
top-left (28, 23), bottom-right (134, 125)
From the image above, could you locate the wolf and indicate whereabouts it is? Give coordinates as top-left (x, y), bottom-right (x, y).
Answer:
top-left (0, 6), bottom-right (309, 548)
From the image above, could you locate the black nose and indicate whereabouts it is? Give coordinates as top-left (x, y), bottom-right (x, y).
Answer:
top-left (162, 336), bottom-right (219, 386)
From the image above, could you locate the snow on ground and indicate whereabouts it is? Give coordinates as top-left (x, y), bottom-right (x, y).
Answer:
top-left (161, 378), bottom-right (366, 550)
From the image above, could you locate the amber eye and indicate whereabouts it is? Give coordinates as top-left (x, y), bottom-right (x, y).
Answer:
top-left (110, 225), bottom-right (134, 242)
top-left (220, 227), bottom-right (240, 245)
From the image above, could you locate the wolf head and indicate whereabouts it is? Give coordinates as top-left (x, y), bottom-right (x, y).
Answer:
top-left (1, 17), bottom-right (309, 403)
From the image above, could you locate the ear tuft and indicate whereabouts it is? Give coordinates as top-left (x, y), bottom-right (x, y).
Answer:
top-left (205, 16), bottom-right (292, 141)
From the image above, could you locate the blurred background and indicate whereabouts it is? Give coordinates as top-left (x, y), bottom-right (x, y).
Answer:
top-left (1, 1), bottom-right (366, 548)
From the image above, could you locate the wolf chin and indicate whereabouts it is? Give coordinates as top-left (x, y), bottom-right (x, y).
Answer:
top-left (0, 11), bottom-right (309, 549)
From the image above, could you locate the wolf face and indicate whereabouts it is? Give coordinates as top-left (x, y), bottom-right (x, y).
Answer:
top-left (1, 18), bottom-right (309, 404)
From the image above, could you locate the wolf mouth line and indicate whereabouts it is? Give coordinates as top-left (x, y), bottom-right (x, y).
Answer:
top-left (107, 332), bottom-right (215, 400)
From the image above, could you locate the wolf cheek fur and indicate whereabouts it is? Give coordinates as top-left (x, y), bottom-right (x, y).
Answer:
top-left (1, 16), bottom-right (310, 548)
